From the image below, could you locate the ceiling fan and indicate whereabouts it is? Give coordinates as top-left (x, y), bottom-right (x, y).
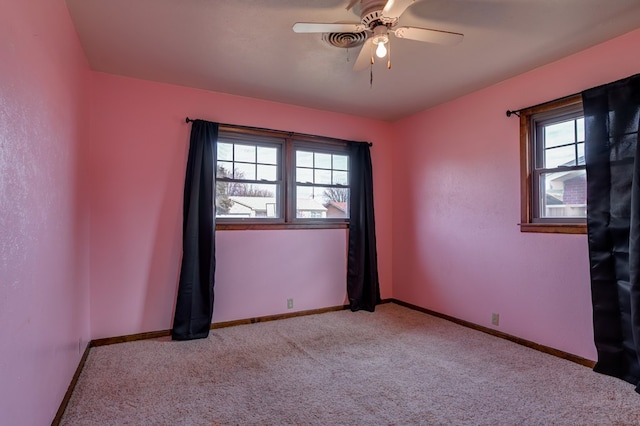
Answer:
top-left (292, 0), bottom-right (463, 71)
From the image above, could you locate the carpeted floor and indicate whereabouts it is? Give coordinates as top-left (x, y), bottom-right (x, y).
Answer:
top-left (61, 303), bottom-right (640, 425)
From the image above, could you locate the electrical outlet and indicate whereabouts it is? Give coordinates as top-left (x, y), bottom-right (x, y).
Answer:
top-left (491, 313), bottom-right (500, 326)
top-left (287, 298), bottom-right (294, 309)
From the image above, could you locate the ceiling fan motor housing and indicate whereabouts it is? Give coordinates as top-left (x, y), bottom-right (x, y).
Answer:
top-left (322, 0), bottom-right (390, 50)
top-left (371, 25), bottom-right (389, 45)
top-left (359, 0), bottom-right (397, 27)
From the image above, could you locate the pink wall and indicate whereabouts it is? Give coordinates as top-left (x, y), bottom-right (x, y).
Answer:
top-left (392, 28), bottom-right (640, 360)
top-left (0, 1), bottom-right (90, 424)
top-left (88, 73), bottom-right (394, 339)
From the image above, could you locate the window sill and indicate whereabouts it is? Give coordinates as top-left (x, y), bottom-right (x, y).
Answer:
top-left (216, 222), bottom-right (349, 231)
top-left (519, 223), bottom-right (587, 234)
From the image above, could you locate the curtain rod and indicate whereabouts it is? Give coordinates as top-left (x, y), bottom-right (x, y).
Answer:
top-left (185, 117), bottom-right (373, 146)
top-left (505, 92), bottom-right (582, 118)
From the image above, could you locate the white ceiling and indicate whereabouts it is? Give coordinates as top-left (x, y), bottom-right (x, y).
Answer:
top-left (65, 0), bottom-right (640, 122)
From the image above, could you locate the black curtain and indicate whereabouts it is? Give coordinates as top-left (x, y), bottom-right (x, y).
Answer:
top-left (347, 142), bottom-right (380, 312)
top-left (172, 120), bottom-right (218, 340)
top-left (584, 74), bottom-right (640, 391)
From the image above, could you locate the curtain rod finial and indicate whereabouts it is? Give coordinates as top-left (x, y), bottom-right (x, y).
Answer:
top-left (506, 110), bottom-right (520, 118)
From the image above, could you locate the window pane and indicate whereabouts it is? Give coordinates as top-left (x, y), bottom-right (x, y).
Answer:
top-left (218, 143), bottom-right (233, 161)
top-left (323, 188), bottom-right (349, 218)
top-left (296, 202), bottom-right (326, 218)
top-left (235, 144), bottom-right (256, 163)
top-left (333, 154), bottom-right (348, 171)
top-left (257, 164), bottom-right (277, 181)
top-left (333, 171), bottom-right (348, 185)
top-left (234, 163), bottom-right (255, 180)
top-left (544, 120), bottom-right (575, 148)
top-left (295, 187), bottom-right (326, 219)
top-left (296, 185), bottom-right (313, 199)
top-left (217, 162), bottom-right (234, 178)
top-left (296, 151), bottom-right (313, 168)
top-left (576, 118), bottom-right (585, 142)
top-left (257, 146), bottom-right (277, 165)
top-left (296, 167), bottom-right (313, 183)
top-left (315, 169), bottom-right (332, 185)
top-left (216, 184), bottom-right (279, 218)
top-left (295, 186), bottom-right (349, 219)
top-left (539, 170), bottom-right (586, 218)
top-left (315, 153), bottom-right (332, 169)
top-left (577, 143), bottom-right (585, 165)
top-left (545, 145), bottom-right (576, 168)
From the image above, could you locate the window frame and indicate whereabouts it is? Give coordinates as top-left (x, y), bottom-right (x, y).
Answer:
top-left (215, 125), bottom-right (351, 231)
top-left (519, 94), bottom-right (587, 234)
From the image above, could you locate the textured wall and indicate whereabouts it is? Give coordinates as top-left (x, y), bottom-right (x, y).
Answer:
top-left (0, 1), bottom-right (90, 424)
top-left (392, 29), bottom-right (640, 360)
top-left (87, 73), bottom-right (394, 339)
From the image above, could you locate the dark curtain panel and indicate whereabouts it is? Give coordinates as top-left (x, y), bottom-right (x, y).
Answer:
top-left (172, 120), bottom-right (218, 341)
top-left (347, 142), bottom-right (381, 312)
top-left (584, 74), bottom-right (640, 391)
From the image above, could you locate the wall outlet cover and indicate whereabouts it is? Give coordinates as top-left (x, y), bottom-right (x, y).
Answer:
top-left (491, 313), bottom-right (500, 326)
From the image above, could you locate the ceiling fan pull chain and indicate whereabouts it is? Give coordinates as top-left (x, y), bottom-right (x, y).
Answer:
top-left (370, 64), bottom-right (373, 89)
top-left (370, 40), bottom-right (375, 66)
top-left (369, 40), bottom-right (374, 88)
top-left (388, 39), bottom-right (392, 69)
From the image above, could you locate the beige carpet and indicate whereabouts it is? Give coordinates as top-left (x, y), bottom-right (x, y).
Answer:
top-left (61, 303), bottom-right (640, 425)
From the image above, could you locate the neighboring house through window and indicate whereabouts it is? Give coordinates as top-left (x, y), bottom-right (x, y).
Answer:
top-left (325, 201), bottom-right (348, 218)
top-left (519, 94), bottom-right (587, 234)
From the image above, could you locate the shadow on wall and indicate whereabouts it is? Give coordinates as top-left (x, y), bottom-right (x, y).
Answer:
top-left (392, 151), bottom-right (446, 311)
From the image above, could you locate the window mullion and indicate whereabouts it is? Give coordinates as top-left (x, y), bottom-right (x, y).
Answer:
top-left (574, 119), bottom-right (579, 164)
top-left (285, 137), bottom-right (293, 223)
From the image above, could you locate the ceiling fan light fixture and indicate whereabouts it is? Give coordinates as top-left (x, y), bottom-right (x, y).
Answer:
top-left (371, 25), bottom-right (389, 58)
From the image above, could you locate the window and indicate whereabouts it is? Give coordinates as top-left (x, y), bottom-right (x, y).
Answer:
top-left (519, 95), bottom-right (587, 234)
top-left (295, 148), bottom-right (349, 220)
top-left (214, 125), bottom-right (350, 229)
top-left (216, 133), bottom-right (284, 220)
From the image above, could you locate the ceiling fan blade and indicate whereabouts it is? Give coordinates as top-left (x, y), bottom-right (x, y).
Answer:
top-left (353, 38), bottom-right (374, 71)
top-left (382, 0), bottom-right (416, 18)
top-left (292, 22), bottom-right (365, 33)
top-left (392, 26), bottom-right (463, 45)
top-left (346, 0), bottom-right (360, 11)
